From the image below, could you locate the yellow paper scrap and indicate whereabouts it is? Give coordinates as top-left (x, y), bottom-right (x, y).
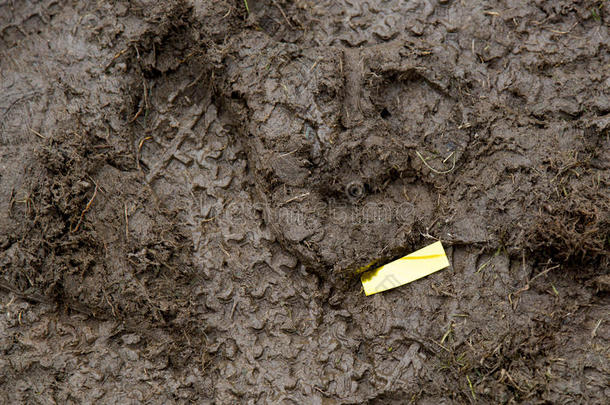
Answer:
top-left (361, 241), bottom-right (450, 296)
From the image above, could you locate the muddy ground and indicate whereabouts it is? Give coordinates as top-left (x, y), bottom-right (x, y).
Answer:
top-left (0, 0), bottom-right (609, 403)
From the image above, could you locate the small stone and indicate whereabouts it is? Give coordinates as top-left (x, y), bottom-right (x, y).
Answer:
top-left (121, 333), bottom-right (141, 345)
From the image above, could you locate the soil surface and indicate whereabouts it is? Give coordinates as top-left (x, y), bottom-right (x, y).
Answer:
top-left (1, 1), bottom-right (609, 403)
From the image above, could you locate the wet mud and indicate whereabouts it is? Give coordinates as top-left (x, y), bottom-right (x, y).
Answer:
top-left (1, 1), bottom-right (609, 403)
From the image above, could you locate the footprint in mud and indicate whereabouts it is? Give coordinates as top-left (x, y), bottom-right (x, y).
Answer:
top-left (225, 33), bottom-right (474, 279)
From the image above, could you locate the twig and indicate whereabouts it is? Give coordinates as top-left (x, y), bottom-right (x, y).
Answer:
top-left (499, 369), bottom-right (527, 393)
top-left (102, 287), bottom-right (118, 318)
top-left (8, 188), bottom-right (15, 212)
top-left (284, 192), bottom-right (310, 204)
top-left (510, 263), bottom-right (560, 307)
top-left (0, 282), bottom-right (51, 305)
top-left (272, 0), bottom-right (293, 27)
top-left (476, 247), bottom-right (501, 273)
top-left (467, 375), bottom-right (476, 400)
top-left (103, 46), bottom-right (130, 71)
top-left (130, 79), bottom-right (147, 122)
top-left (416, 151), bottom-right (456, 174)
top-left (29, 127), bottom-right (47, 139)
top-left (278, 149), bottom-right (298, 158)
top-left (138, 136), bottom-right (152, 151)
top-left (124, 202), bottom-right (129, 241)
top-left (529, 264), bottom-right (560, 284)
top-left (591, 319), bottom-right (602, 338)
top-left (71, 182), bottom-right (99, 232)
top-left (551, 161), bottom-right (583, 183)
top-left (230, 299), bottom-right (238, 319)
